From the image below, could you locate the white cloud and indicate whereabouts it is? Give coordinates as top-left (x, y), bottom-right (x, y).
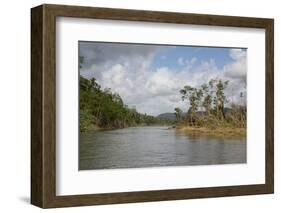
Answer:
top-left (224, 49), bottom-right (247, 80)
top-left (80, 44), bottom-right (246, 115)
top-left (229, 48), bottom-right (247, 60)
top-left (222, 49), bottom-right (247, 104)
top-left (177, 57), bottom-right (184, 65)
top-left (178, 57), bottom-right (197, 67)
top-left (190, 57), bottom-right (197, 64)
top-left (146, 67), bottom-right (179, 96)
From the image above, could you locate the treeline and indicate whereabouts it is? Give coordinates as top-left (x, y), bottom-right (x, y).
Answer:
top-left (175, 79), bottom-right (246, 129)
top-left (80, 76), bottom-right (170, 132)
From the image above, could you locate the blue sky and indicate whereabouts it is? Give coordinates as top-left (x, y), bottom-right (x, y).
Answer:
top-left (150, 46), bottom-right (244, 71)
top-left (80, 42), bottom-right (247, 115)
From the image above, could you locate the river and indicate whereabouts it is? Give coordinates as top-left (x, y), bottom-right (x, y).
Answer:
top-left (79, 126), bottom-right (246, 170)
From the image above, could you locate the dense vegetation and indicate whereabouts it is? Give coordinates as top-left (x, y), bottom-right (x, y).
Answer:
top-left (80, 77), bottom-right (246, 134)
top-left (80, 50), bottom-right (245, 136)
top-left (175, 79), bottom-right (246, 130)
top-left (80, 76), bottom-right (171, 132)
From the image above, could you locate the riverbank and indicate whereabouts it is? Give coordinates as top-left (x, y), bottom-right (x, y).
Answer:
top-left (81, 123), bottom-right (170, 133)
top-left (82, 124), bottom-right (246, 138)
top-left (176, 126), bottom-right (246, 137)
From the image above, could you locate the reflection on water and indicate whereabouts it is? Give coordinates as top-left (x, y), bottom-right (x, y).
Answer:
top-left (79, 126), bottom-right (246, 170)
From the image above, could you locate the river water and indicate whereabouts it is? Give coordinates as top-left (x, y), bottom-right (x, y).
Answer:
top-left (79, 126), bottom-right (246, 170)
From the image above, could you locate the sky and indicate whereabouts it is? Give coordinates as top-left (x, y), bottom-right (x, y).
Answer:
top-left (79, 41), bottom-right (247, 116)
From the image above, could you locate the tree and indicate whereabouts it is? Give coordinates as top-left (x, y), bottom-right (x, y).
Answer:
top-left (174, 107), bottom-right (183, 122)
top-left (201, 82), bottom-right (214, 116)
top-left (179, 78), bottom-right (247, 129)
top-left (79, 76), bottom-right (171, 131)
top-left (214, 79), bottom-right (229, 119)
top-left (79, 56), bottom-right (84, 69)
top-left (180, 85), bottom-right (203, 125)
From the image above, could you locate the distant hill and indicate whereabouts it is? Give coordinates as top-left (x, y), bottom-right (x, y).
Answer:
top-left (157, 108), bottom-right (232, 121)
top-left (157, 113), bottom-right (176, 121)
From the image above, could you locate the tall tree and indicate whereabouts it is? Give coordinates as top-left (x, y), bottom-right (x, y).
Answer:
top-left (180, 86), bottom-right (203, 125)
top-left (214, 79), bottom-right (229, 119)
top-left (201, 81), bottom-right (214, 116)
top-left (174, 107), bottom-right (183, 122)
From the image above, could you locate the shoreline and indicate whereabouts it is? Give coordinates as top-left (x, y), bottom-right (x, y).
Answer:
top-left (81, 123), bottom-right (169, 133)
top-left (82, 125), bottom-right (246, 138)
top-left (176, 126), bottom-right (246, 138)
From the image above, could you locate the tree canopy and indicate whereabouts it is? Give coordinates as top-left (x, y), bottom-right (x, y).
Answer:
top-left (177, 79), bottom-right (246, 128)
top-left (79, 76), bottom-right (171, 132)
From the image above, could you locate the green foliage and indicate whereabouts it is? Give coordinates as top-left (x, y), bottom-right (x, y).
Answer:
top-left (178, 79), bottom-right (246, 128)
top-left (214, 79), bottom-right (229, 119)
top-left (180, 85), bottom-right (203, 125)
top-left (80, 108), bottom-right (94, 132)
top-left (174, 107), bottom-right (183, 122)
top-left (79, 76), bottom-right (171, 132)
